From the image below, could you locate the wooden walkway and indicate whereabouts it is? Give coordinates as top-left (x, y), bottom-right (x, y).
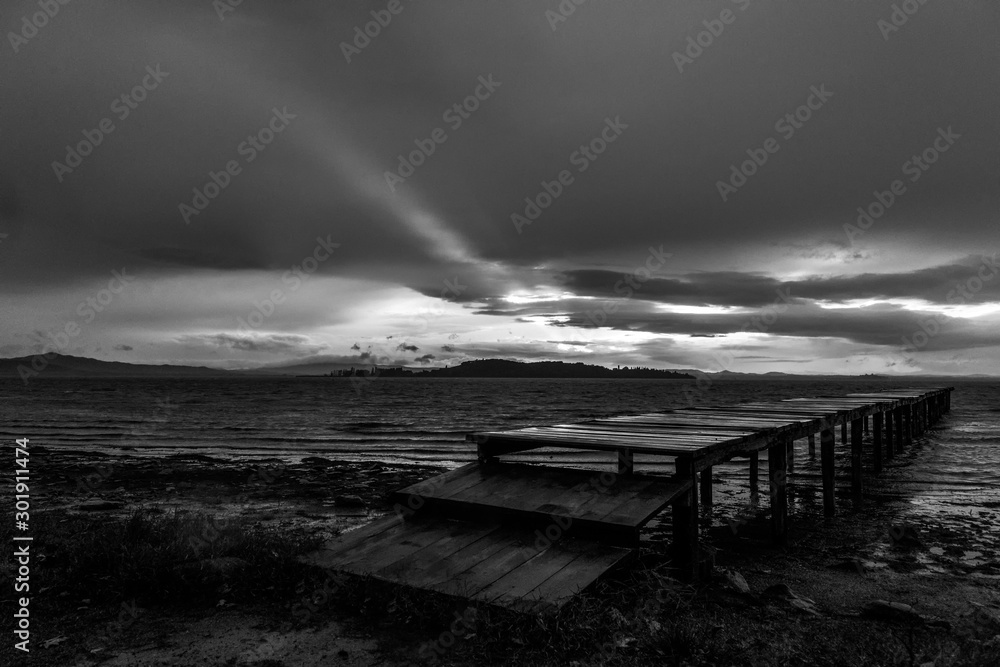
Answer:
top-left (307, 387), bottom-right (953, 612)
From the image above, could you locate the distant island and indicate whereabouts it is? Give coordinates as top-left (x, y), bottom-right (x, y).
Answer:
top-left (331, 359), bottom-right (695, 380)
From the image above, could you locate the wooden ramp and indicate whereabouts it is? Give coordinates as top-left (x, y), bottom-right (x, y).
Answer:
top-left (304, 515), bottom-right (634, 614)
top-left (307, 462), bottom-right (691, 612)
top-left (308, 387), bottom-right (954, 612)
top-left (394, 461), bottom-right (692, 546)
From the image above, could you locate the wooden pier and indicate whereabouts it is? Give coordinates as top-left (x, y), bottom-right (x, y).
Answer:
top-left (306, 387), bottom-right (953, 612)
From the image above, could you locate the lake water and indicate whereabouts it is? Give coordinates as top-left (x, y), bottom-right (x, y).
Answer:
top-left (2, 376), bottom-right (998, 572)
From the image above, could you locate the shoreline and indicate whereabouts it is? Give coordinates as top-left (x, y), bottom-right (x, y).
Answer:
top-left (5, 447), bottom-right (1000, 666)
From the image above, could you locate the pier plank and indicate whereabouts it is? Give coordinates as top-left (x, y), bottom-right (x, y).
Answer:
top-left (311, 387), bottom-right (953, 612)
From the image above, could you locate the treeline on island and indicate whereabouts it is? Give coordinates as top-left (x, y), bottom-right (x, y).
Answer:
top-left (333, 359), bottom-right (694, 379)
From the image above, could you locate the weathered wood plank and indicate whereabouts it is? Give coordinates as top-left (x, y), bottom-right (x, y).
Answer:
top-left (511, 543), bottom-right (636, 614)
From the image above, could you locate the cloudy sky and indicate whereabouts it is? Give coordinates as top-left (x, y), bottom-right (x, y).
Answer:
top-left (2, 0), bottom-right (998, 375)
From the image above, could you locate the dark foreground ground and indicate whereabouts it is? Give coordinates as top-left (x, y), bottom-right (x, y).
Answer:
top-left (1, 448), bottom-right (999, 666)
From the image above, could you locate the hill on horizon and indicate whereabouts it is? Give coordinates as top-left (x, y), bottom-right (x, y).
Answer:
top-left (0, 354), bottom-right (231, 379)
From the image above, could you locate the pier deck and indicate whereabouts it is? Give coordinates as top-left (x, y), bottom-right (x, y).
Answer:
top-left (310, 387), bottom-right (953, 612)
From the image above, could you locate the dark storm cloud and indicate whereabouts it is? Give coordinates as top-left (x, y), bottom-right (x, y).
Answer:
top-left (558, 256), bottom-right (1000, 307)
top-left (2, 1), bottom-right (998, 373)
top-left (2, 0), bottom-right (997, 292)
top-left (396, 343), bottom-right (419, 352)
top-left (552, 302), bottom-right (1000, 351)
top-left (415, 354), bottom-right (435, 364)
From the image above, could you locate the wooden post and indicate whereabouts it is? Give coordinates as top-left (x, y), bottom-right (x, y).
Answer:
top-left (617, 448), bottom-right (634, 475)
top-left (885, 408), bottom-right (894, 460)
top-left (821, 428), bottom-right (836, 518)
top-left (864, 415), bottom-right (870, 433)
top-left (894, 407), bottom-right (905, 452)
top-left (700, 467), bottom-right (713, 506)
top-left (808, 433), bottom-right (816, 456)
top-left (672, 457), bottom-right (699, 578)
top-left (749, 451), bottom-right (759, 497)
top-left (786, 437), bottom-right (794, 473)
top-left (768, 444), bottom-right (787, 544)
top-left (873, 411), bottom-right (883, 474)
top-left (850, 418), bottom-right (863, 501)
top-left (905, 405), bottom-right (913, 444)
top-left (841, 421), bottom-right (848, 444)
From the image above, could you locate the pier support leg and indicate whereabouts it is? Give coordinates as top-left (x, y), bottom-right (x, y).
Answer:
top-left (808, 434), bottom-right (816, 456)
top-left (749, 451), bottom-right (759, 498)
top-left (894, 407), bottom-right (905, 452)
top-left (907, 405), bottom-right (914, 442)
top-left (700, 467), bottom-right (713, 506)
top-left (617, 448), bottom-right (634, 475)
top-left (873, 412), bottom-right (883, 474)
top-left (768, 444), bottom-right (787, 545)
top-left (851, 418), bottom-right (864, 502)
top-left (672, 459), bottom-right (699, 579)
top-left (864, 415), bottom-right (870, 434)
top-left (841, 422), bottom-right (848, 445)
top-left (821, 428), bottom-right (836, 518)
top-left (786, 438), bottom-right (794, 473)
top-left (885, 410), bottom-right (894, 460)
